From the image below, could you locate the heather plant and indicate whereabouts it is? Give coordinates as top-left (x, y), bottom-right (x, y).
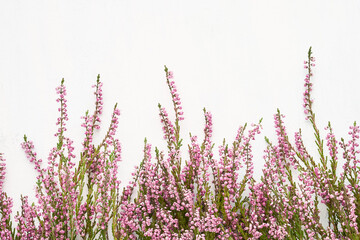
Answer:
top-left (0, 48), bottom-right (360, 240)
top-left (245, 48), bottom-right (359, 239)
top-left (1, 76), bottom-right (122, 239)
top-left (115, 67), bottom-right (262, 239)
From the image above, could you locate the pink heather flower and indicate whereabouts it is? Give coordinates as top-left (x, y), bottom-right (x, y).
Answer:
top-left (81, 75), bottom-right (104, 152)
top-left (325, 123), bottom-right (338, 161)
top-left (303, 48), bottom-right (315, 121)
top-left (167, 71), bottom-right (174, 79)
top-left (159, 106), bottom-right (176, 143)
top-left (55, 79), bottom-right (68, 138)
top-left (164, 67), bottom-right (184, 122)
top-left (0, 154), bottom-right (6, 192)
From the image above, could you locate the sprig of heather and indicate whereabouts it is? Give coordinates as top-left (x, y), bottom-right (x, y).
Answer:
top-left (256, 47), bottom-right (360, 239)
top-left (18, 79), bottom-right (77, 239)
top-left (211, 120), bottom-right (262, 238)
top-left (301, 49), bottom-right (359, 238)
top-left (74, 76), bottom-right (121, 240)
top-left (15, 196), bottom-right (40, 239)
top-left (253, 109), bottom-right (312, 239)
top-left (0, 154), bottom-right (15, 239)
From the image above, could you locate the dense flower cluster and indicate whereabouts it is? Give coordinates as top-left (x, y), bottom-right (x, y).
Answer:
top-left (0, 49), bottom-right (360, 239)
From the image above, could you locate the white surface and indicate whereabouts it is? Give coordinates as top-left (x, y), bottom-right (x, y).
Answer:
top-left (1, 0), bottom-right (360, 215)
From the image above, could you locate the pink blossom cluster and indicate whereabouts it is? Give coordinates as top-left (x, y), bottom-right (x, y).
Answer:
top-left (0, 154), bottom-right (13, 239)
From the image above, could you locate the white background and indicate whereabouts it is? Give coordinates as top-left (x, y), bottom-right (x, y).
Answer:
top-left (1, 0), bottom-right (360, 215)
